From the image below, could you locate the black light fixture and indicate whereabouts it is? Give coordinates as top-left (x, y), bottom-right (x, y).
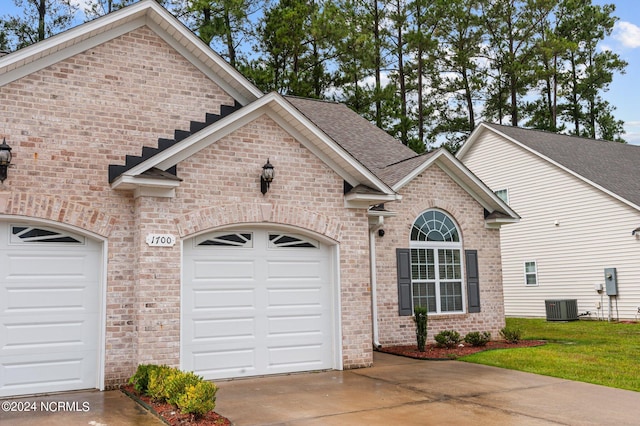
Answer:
top-left (0, 138), bottom-right (12, 183)
top-left (260, 158), bottom-right (275, 195)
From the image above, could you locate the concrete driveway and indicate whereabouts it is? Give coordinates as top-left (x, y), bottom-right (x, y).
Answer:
top-left (215, 352), bottom-right (639, 425)
top-left (1, 352), bottom-right (638, 425)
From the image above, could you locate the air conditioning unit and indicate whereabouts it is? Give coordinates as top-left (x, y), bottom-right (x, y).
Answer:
top-left (545, 299), bottom-right (578, 321)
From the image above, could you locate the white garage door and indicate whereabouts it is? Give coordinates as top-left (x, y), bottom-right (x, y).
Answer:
top-left (182, 229), bottom-right (335, 380)
top-left (0, 224), bottom-right (101, 397)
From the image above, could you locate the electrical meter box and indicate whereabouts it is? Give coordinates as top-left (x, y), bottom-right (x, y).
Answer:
top-left (604, 268), bottom-right (618, 296)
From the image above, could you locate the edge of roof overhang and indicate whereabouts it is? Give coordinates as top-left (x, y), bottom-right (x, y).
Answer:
top-left (0, 0), bottom-right (263, 104)
top-left (111, 92), bottom-right (399, 202)
top-left (394, 148), bottom-right (519, 225)
top-left (459, 123), bottom-right (640, 214)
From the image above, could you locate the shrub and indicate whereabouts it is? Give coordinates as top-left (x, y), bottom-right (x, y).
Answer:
top-left (147, 365), bottom-right (174, 401)
top-left (464, 331), bottom-right (491, 347)
top-left (165, 371), bottom-right (203, 406)
top-left (434, 330), bottom-right (461, 348)
top-left (128, 364), bottom-right (217, 418)
top-left (128, 364), bottom-right (157, 394)
top-left (500, 326), bottom-right (523, 343)
top-left (176, 381), bottom-right (218, 417)
top-left (413, 306), bottom-right (428, 352)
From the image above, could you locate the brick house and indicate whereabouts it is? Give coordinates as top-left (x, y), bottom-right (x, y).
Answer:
top-left (0, 0), bottom-right (518, 397)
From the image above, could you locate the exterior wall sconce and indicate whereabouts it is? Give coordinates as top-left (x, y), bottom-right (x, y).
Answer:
top-left (0, 138), bottom-right (12, 183)
top-left (260, 158), bottom-right (274, 195)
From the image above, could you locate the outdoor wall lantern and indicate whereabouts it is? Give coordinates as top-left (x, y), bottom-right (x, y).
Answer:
top-left (0, 138), bottom-right (12, 183)
top-left (260, 158), bottom-right (275, 195)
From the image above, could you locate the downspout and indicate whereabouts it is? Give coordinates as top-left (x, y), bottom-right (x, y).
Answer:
top-left (370, 216), bottom-right (383, 349)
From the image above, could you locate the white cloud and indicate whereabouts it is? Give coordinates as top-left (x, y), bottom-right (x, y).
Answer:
top-left (613, 21), bottom-right (640, 48)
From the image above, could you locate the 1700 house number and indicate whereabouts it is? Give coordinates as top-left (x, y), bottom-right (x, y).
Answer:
top-left (146, 234), bottom-right (176, 247)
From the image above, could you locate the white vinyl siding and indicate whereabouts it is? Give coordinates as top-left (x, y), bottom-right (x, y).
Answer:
top-left (462, 132), bottom-right (640, 319)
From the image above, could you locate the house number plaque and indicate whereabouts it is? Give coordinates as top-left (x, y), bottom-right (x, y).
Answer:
top-left (146, 234), bottom-right (176, 247)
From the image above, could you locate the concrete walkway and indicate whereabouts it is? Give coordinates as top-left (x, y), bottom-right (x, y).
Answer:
top-left (0, 388), bottom-right (163, 425)
top-left (215, 352), bottom-right (639, 425)
top-left (1, 352), bottom-right (638, 425)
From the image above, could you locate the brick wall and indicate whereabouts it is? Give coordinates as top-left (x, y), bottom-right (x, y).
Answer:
top-left (374, 165), bottom-right (506, 346)
top-left (0, 26), bottom-right (373, 388)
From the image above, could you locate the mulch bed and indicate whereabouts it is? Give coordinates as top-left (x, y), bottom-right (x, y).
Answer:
top-left (379, 339), bottom-right (546, 360)
top-left (121, 385), bottom-right (231, 426)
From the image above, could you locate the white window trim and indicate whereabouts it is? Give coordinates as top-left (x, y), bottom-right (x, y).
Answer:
top-left (495, 188), bottom-right (509, 204)
top-left (409, 209), bottom-right (466, 315)
top-left (524, 260), bottom-right (538, 286)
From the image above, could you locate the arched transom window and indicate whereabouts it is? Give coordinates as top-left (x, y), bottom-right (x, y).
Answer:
top-left (410, 210), bottom-right (464, 314)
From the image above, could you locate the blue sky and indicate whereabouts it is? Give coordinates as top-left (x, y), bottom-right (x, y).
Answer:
top-left (593, 0), bottom-right (640, 144)
top-left (1, 0), bottom-right (639, 144)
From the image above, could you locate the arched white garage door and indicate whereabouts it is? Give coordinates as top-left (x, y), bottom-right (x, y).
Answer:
top-left (182, 229), bottom-right (335, 380)
top-left (0, 223), bottom-right (102, 397)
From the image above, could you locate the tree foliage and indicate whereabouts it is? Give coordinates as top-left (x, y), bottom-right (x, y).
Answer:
top-left (1, 0), bottom-right (628, 150)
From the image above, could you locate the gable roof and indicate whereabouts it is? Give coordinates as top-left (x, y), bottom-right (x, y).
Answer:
top-left (0, 0), bottom-right (262, 104)
top-left (459, 123), bottom-right (640, 211)
top-left (287, 98), bottom-right (517, 222)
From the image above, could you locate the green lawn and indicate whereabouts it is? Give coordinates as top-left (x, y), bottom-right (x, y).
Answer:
top-left (460, 318), bottom-right (640, 392)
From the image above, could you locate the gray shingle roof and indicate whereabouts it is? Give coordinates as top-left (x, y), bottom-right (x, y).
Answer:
top-left (285, 96), bottom-right (426, 187)
top-left (485, 123), bottom-right (640, 208)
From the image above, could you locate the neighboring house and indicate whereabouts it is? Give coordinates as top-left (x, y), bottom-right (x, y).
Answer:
top-left (458, 122), bottom-right (640, 321)
top-left (0, 1), bottom-right (517, 398)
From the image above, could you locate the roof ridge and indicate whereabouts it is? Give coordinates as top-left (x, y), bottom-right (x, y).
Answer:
top-left (484, 122), bottom-right (632, 146)
top-left (381, 151), bottom-right (432, 169)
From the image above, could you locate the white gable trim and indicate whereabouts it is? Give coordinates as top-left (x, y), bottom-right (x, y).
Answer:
top-left (111, 92), bottom-right (397, 198)
top-left (460, 123), bottom-right (640, 213)
top-left (0, 0), bottom-right (262, 104)
top-left (393, 148), bottom-right (519, 223)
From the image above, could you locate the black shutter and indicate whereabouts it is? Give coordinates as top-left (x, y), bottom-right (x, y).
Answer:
top-left (397, 248), bottom-right (412, 316)
top-left (465, 250), bottom-right (481, 313)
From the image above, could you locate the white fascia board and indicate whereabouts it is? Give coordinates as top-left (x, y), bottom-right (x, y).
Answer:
top-left (436, 158), bottom-right (519, 220)
top-left (398, 148), bottom-right (519, 220)
top-left (131, 96), bottom-right (271, 174)
top-left (480, 125), bottom-right (640, 214)
top-left (455, 123), bottom-right (489, 160)
top-left (111, 175), bottom-right (181, 191)
top-left (344, 193), bottom-right (400, 209)
top-left (485, 217), bottom-right (520, 229)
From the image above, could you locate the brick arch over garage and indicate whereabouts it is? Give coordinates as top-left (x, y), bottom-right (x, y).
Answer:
top-left (175, 203), bottom-right (343, 242)
top-left (0, 192), bottom-right (116, 238)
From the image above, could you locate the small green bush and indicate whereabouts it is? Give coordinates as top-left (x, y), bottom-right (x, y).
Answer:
top-left (128, 364), bottom-right (217, 418)
top-left (147, 365), bottom-right (174, 401)
top-left (165, 371), bottom-right (203, 406)
top-left (434, 330), bottom-right (462, 348)
top-left (176, 381), bottom-right (218, 416)
top-left (464, 331), bottom-right (491, 347)
top-left (413, 306), bottom-right (428, 352)
top-left (500, 326), bottom-right (523, 343)
top-left (128, 364), bottom-right (155, 394)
